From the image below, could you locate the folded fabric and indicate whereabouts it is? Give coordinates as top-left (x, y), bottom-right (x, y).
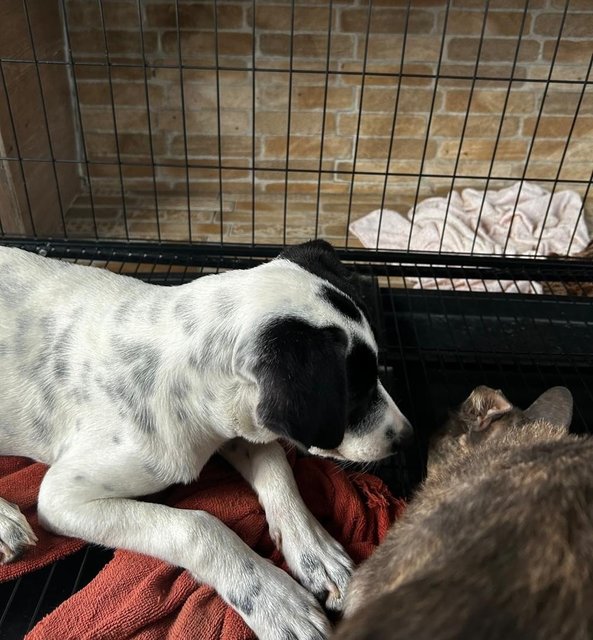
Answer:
top-left (350, 181), bottom-right (591, 293)
top-left (0, 449), bottom-right (402, 639)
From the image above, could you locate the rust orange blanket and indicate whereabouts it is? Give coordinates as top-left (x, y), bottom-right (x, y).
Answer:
top-left (0, 452), bottom-right (404, 639)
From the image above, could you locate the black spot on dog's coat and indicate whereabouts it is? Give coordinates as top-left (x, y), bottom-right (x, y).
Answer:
top-left (320, 284), bottom-right (362, 323)
top-left (300, 553), bottom-right (323, 576)
top-left (228, 590), bottom-right (256, 616)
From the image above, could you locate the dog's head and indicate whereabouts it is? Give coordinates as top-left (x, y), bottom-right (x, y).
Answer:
top-left (240, 240), bottom-right (412, 462)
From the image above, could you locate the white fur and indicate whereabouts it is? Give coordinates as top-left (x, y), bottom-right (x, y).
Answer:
top-left (0, 245), bottom-right (409, 640)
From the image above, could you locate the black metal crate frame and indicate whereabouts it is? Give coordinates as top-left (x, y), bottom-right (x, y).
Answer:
top-left (1, 0), bottom-right (593, 637)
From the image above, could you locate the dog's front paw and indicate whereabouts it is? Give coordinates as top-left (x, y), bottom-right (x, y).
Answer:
top-left (0, 498), bottom-right (37, 563)
top-left (226, 560), bottom-right (331, 640)
top-left (274, 516), bottom-right (353, 612)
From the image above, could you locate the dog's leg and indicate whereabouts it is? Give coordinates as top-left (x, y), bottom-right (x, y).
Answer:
top-left (37, 460), bottom-right (330, 640)
top-left (220, 440), bottom-right (353, 611)
top-left (0, 498), bottom-right (37, 563)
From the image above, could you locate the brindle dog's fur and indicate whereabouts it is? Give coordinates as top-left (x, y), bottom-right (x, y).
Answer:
top-left (335, 385), bottom-right (593, 640)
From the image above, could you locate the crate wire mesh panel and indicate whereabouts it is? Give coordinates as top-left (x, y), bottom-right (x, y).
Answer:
top-left (1, 0), bottom-right (593, 636)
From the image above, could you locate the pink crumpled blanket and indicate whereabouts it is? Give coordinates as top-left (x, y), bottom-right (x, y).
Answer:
top-left (350, 182), bottom-right (590, 293)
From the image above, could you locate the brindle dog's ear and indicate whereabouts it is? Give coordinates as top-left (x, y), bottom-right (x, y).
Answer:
top-left (524, 387), bottom-right (573, 430)
top-left (253, 318), bottom-right (348, 450)
top-left (464, 386), bottom-right (514, 433)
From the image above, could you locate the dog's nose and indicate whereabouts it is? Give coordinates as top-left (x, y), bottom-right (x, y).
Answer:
top-left (392, 418), bottom-right (414, 449)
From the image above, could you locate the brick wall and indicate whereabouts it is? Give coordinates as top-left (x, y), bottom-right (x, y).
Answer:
top-left (11, 0), bottom-right (593, 243)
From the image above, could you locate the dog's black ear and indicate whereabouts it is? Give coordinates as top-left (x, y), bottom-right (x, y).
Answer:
top-left (253, 317), bottom-right (348, 450)
top-left (524, 386), bottom-right (573, 430)
top-left (279, 240), bottom-right (352, 283)
top-left (279, 240), bottom-right (379, 334)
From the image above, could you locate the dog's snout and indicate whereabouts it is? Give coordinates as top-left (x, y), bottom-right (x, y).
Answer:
top-left (389, 419), bottom-right (413, 452)
top-left (401, 418), bottom-right (414, 443)
top-left (389, 416), bottom-right (414, 449)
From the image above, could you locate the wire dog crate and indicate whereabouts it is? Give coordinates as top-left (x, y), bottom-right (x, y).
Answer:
top-left (1, 0), bottom-right (592, 635)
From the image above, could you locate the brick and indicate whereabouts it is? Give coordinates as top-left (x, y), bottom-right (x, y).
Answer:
top-left (551, 0), bottom-right (593, 8)
top-left (444, 89), bottom-right (534, 114)
top-left (448, 37), bottom-right (540, 64)
top-left (84, 132), bottom-right (117, 159)
top-left (218, 33), bottom-right (253, 56)
top-left (543, 40), bottom-right (593, 66)
top-left (389, 139), bottom-right (437, 161)
top-left (118, 133), bottom-right (163, 157)
top-left (363, 87), bottom-right (439, 113)
top-left (255, 111), bottom-right (288, 136)
top-left (355, 137), bottom-right (392, 161)
top-left (363, 0), bottom-right (445, 6)
top-left (168, 135), bottom-right (255, 158)
top-left (106, 82), bottom-right (163, 109)
top-left (292, 86), bottom-right (355, 110)
top-left (255, 85), bottom-right (290, 110)
top-left (366, 34), bottom-right (442, 63)
top-left (217, 5), bottom-right (246, 30)
top-left (340, 8), bottom-right (434, 34)
top-left (528, 139), bottom-right (567, 161)
top-left (80, 107), bottom-right (151, 133)
top-left (452, 0), bottom-right (545, 7)
top-left (438, 139), bottom-right (528, 161)
top-left (294, 6), bottom-right (333, 31)
top-left (534, 13), bottom-right (593, 38)
top-left (66, 30), bottom-right (107, 60)
top-left (261, 135), bottom-right (352, 160)
top-left (255, 111), bottom-right (337, 136)
top-left (64, 1), bottom-right (102, 27)
top-left (339, 62), bottom-right (436, 86)
top-left (300, 112), bottom-right (338, 135)
top-left (144, 3), bottom-right (214, 30)
top-left (522, 116), bottom-right (574, 139)
top-left (253, 5), bottom-right (293, 30)
top-left (164, 31), bottom-right (252, 59)
top-left (338, 113), bottom-right (427, 137)
top-left (542, 92), bottom-right (593, 115)
top-left (259, 33), bottom-right (355, 59)
top-left (161, 30), bottom-right (215, 60)
top-left (102, 2), bottom-right (141, 30)
top-left (446, 10), bottom-right (530, 36)
top-left (431, 114), bottom-right (520, 138)
top-left (252, 5), bottom-right (330, 31)
top-left (110, 30), bottom-right (160, 59)
top-left (181, 84), bottom-right (252, 110)
top-left (264, 181), bottom-right (350, 195)
top-left (156, 109), bottom-right (251, 136)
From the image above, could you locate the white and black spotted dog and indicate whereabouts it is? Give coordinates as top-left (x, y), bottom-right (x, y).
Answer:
top-left (0, 239), bottom-right (412, 640)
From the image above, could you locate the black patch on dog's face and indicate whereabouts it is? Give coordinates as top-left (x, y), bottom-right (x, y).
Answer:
top-left (346, 338), bottom-right (379, 428)
top-left (254, 317), bottom-right (348, 450)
